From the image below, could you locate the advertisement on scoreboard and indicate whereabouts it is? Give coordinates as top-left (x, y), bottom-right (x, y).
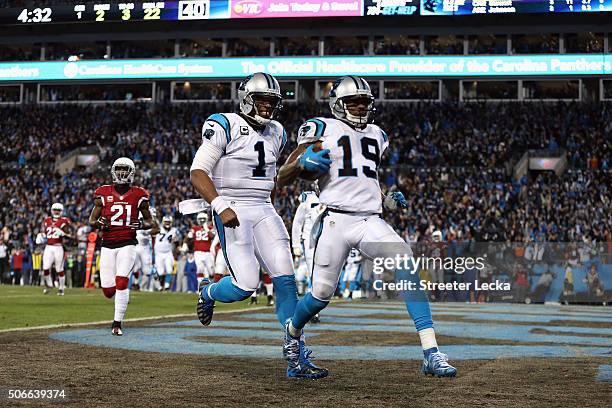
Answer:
top-left (0, 55), bottom-right (610, 81)
top-left (364, 0), bottom-right (419, 15)
top-left (230, 0), bottom-right (362, 18)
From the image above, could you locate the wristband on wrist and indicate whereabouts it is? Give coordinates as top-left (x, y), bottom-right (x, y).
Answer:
top-left (211, 196), bottom-right (230, 215)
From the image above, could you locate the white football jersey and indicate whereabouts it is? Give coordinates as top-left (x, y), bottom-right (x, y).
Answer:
top-left (291, 192), bottom-right (320, 245)
top-left (297, 117), bottom-right (388, 213)
top-left (136, 229), bottom-right (152, 247)
top-left (154, 227), bottom-right (179, 253)
top-left (198, 112), bottom-right (287, 203)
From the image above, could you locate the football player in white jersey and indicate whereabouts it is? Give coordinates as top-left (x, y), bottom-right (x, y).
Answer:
top-left (190, 72), bottom-right (327, 379)
top-left (133, 208), bottom-right (158, 291)
top-left (154, 215), bottom-right (179, 291)
top-left (291, 191), bottom-right (320, 294)
top-left (278, 75), bottom-right (457, 378)
top-left (342, 248), bottom-right (363, 299)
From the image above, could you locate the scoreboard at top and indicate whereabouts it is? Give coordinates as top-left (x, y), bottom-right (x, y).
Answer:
top-left (13, 2), bottom-right (217, 24)
top-left (3, 0), bottom-right (612, 25)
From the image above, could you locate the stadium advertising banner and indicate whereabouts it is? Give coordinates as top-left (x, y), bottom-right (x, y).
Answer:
top-left (364, 0), bottom-right (419, 15)
top-left (0, 55), bottom-right (610, 81)
top-left (230, 0), bottom-right (362, 18)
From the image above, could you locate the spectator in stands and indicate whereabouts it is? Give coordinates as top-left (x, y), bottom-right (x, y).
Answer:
top-left (560, 265), bottom-right (575, 304)
top-left (583, 264), bottom-right (605, 304)
top-left (533, 269), bottom-right (556, 303)
top-left (514, 266), bottom-right (530, 303)
top-left (0, 237), bottom-right (8, 284)
top-left (11, 246), bottom-right (24, 285)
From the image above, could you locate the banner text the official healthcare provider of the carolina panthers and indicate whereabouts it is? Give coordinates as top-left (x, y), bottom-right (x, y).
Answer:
top-left (0, 55), bottom-right (610, 82)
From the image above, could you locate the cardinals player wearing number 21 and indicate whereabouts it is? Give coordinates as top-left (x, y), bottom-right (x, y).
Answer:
top-left (89, 157), bottom-right (157, 336)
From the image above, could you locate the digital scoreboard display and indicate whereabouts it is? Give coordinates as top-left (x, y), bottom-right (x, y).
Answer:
top-left (420, 0), bottom-right (612, 15)
top-left (4, 1), bottom-right (231, 24)
top-left (0, 0), bottom-right (609, 24)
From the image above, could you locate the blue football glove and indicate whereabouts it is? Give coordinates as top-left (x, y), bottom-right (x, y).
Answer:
top-left (299, 144), bottom-right (332, 174)
top-left (384, 191), bottom-right (407, 211)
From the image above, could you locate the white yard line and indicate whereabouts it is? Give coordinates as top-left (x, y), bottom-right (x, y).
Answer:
top-left (0, 306), bottom-right (269, 334)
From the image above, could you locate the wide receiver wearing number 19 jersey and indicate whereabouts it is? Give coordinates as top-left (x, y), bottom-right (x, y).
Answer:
top-left (90, 157), bottom-right (154, 336)
top-left (278, 76), bottom-right (457, 378)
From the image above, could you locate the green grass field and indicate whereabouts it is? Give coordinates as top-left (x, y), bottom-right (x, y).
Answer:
top-left (0, 285), bottom-right (257, 330)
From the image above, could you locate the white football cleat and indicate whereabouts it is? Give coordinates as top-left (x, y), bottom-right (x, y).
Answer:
top-left (57, 289), bottom-right (65, 296)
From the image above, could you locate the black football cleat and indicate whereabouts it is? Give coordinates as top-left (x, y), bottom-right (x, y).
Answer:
top-left (284, 321), bottom-right (328, 380)
top-left (111, 321), bottom-right (123, 336)
top-left (196, 279), bottom-right (215, 326)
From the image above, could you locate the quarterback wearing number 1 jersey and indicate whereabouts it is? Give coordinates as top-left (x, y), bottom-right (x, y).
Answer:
top-left (190, 72), bottom-right (327, 379)
top-left (90, 157), bottom-right (155, 336)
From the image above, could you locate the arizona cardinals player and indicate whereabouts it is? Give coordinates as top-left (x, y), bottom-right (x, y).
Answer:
top-left (42, 203), bottom-right (73, 295)
top-left (89, 157), bottom-right (155, 336)
top-left (185, 212), bottom-right (215, 285)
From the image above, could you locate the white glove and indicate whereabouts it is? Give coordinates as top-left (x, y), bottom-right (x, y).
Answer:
top-left (293, 247), bottom-right (303, 257)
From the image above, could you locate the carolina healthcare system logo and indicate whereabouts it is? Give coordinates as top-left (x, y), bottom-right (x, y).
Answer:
top-left (63, 63), bottom-right (79, 79)
top-left (233, 0), bottom-right (263, 15)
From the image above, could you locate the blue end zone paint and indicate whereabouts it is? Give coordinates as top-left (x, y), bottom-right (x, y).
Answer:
top-left (301, 306), bottom-right (612, 324)
top-left (49, 328), bottom-right (612, 361)
top-left (349, 302), bottom-right (612, 317)
top-left (596, 365), bottom-right (612, 381)
top-left (240, 313), bottom-right (612, 336)
top-left (49, 304), bottom-right (612, 361)
top-left (154, 316), bottom-right (612, 346)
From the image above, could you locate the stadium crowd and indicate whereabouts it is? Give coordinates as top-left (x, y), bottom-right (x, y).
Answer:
top-left (0, 102), bottom-right (609, 301)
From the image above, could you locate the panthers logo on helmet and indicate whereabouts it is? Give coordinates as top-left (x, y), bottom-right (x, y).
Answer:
top-left (299, 124), bottom-right (312, 138)
top-left (329, 79), bottom-right (343, 98)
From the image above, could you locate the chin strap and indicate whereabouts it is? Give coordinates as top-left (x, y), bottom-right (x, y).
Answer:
top-left (239, 112), bottom-right (267, 129)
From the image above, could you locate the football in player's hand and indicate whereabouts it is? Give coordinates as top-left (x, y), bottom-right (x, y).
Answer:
top-left (300, 141), bottom-right (330, 181)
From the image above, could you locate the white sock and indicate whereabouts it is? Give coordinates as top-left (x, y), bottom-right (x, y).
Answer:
top-left (264, 283), bottom-right (273, 296)
top-left (251, 292), bottom-right (257, 299)
top-left (59, 275), bottom-right (65, 290)
top-left (44, 274), bottom-right (52, 288)
top-left (418, 328), bottom-right (438, 351)
top-left (114, 289), bottom-right (129, 322)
